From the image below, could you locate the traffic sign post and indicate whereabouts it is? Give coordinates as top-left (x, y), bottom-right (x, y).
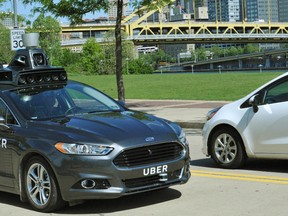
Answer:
top-left (10, 29), bottom-right (25, 51)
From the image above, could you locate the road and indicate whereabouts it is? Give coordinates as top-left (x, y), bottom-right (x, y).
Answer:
top-left (1, 129), bottom-right (288, 215)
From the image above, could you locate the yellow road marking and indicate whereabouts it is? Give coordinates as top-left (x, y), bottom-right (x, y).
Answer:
top-left (191, 169), bottom-right (288, 185)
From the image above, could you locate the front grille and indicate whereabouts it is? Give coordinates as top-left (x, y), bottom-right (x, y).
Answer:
top-left (123, 169), bottom-right (182, 188)
top-left (113, 142), bottom-right (184, 168)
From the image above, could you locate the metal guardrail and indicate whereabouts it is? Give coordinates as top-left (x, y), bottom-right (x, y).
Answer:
top-left (128, 34), bottom-right (288, 40)
top-left (61, 38), bottom-right (104, 46)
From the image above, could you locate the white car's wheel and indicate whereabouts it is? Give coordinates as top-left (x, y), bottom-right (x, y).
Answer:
top-left (24, 156), bottom-right (66, 212)
top-left (210, 128), bottom-right (246, 168)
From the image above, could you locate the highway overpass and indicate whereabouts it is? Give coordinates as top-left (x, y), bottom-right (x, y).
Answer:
top-left (160, 48), bottom-right (288, 72)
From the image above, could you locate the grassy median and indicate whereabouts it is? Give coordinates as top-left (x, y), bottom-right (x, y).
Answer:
top-left (69, 71), bottom-right (284, 101)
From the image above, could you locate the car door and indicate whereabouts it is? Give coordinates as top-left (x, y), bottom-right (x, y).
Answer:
top-left (0, 99), bottom-right (19, 187)
top-left (244, 78), bottom-right (288, 154)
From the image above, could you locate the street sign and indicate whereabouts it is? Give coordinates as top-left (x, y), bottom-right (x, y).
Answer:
top-left (10, 29), bottom-right (25, 51)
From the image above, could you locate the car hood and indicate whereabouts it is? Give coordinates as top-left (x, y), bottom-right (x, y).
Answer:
top-left (27, 110), bottom-right (179, 146)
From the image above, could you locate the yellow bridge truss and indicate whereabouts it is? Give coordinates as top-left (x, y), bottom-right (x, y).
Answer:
top-left (61, 1), bottom-right (288, 45)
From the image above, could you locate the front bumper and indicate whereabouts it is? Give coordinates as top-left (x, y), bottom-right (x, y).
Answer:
top-left (54, 149), bottom-right (190, 202)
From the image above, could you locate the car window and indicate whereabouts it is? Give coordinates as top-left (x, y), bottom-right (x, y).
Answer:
top-left (264, 79), bottom-right (288, 104)
top-left (8, 87), bottom-right (71, 120)
top-left (7, 82), bottom-right (123, 120)
top-left (0, 99), bottom-right (18, 125)
top-left (66, 82), bottom-right (121, 112)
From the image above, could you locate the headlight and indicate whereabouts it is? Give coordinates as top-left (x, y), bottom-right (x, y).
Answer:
top-left (206, 106), bottom-right (222, 121)
top-left (55, 142), bottom-right (114, 155)
top-left (179, 129), bottom-right (189, 145)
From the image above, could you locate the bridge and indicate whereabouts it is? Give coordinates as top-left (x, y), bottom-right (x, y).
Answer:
top-left (60, 1), bottom-right (288, 71)
top-left (61, 20), bottom-right (288, 47)
top-left (61, 2), bottom-right (288, 47)
top-left (62, 21), bottom-right (288, 46)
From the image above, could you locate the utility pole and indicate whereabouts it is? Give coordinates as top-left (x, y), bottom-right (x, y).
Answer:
top-left (13, 0), bottom-right (18, 28)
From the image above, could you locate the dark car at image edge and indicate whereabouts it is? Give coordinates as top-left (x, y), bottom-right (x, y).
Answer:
top-left (0, 42), bottom-right (190, 212)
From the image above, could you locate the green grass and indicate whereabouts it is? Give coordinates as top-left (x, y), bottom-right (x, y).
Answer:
top-left (69, 71), bottom-right (285, 101)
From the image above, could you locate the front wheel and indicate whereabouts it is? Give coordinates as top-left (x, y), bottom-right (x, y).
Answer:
top-left (210, 128), bottom-right (246, 169)
top-left (24, 156), bottom-right (66, 212)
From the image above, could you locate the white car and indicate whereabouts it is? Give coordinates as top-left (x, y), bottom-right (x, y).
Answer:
top-left (202, 72), bottom-right (288, 168)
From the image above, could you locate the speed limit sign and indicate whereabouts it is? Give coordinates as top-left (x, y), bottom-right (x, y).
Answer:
top-left (10, 29), bottom-right (25, 51)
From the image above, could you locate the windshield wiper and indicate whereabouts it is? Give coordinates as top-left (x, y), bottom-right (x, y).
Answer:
top-left (88, 109), bottom-right (120, 114)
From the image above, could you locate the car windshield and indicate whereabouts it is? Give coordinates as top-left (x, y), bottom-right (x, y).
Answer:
top-left (7, 81), bottom-right (123, 120)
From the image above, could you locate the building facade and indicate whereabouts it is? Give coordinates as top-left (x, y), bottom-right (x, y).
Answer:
top-left (246, 0), bottom-right (278, 22)
top-left (108, 0), bottom-right (129, 18)
top-left (208, 0), bottom-right (241, 22)
top-left (194, 0), bottom-right (208, 20)
top-left (278, 0), bottom-right (288, 22)
top-left (1, 17), bottom-right (13, 27)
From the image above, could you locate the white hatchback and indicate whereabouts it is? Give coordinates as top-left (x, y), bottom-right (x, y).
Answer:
top-left (202, 72), bottom-right (288, 168)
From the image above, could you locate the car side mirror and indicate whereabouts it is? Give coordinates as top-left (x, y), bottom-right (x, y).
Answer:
top-left (249, 94), bottom-right (260, 113)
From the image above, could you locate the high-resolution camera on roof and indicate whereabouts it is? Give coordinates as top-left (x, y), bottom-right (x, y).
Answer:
top-left (0, 33), bottom-right (67, 86)
top-left (9, 33), bottom-right (50, 69)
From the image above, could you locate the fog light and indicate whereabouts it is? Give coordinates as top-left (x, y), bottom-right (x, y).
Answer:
top-left (73, 179), bottom-right (111, 190)
top-left (81, 179), bottom-right (96, 189)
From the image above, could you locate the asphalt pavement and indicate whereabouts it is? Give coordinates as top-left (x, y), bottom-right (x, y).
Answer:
top-left (126, 99), bottom-right (229, 129)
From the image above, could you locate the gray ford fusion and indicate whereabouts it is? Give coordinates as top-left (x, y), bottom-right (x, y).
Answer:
top-left (0, 47), bottom-right (190, 212)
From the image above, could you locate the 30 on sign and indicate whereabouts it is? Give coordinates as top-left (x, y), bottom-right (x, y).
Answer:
top-left (10, 29), bottom-right (25, 51)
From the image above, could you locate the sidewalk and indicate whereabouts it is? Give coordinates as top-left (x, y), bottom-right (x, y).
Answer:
top-left (125, 99), bottom-right (229, 129)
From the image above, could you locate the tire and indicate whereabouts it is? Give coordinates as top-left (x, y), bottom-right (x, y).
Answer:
top-left (24, 156), bottom-right (66, 212)
top-left (210, 128), bottom-right (246, 169)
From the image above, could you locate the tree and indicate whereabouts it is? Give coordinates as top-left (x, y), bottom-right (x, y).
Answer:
top-left (81, 38), bottom-right (104, 74)
top-left (102, 30), bottom-right (135, 75)
top-left (0, 0), bottom-right (6, 7)
top-left (115, 0), bottom-right (125, 101)
top-left (56, 48), bottom-right (81, 73)
top-left (211, 46), bottom-right (222, 58)
top-left (23, 0), bottom-right (127, 100)
top-left (0, 23), bottom-right (14, 64)
top-left (128, 58), bottom-right (154, 74)
top-left (195, 47), bottom-right (207, 61)
top-left (227, 46), bottom-right (239, 56)
top-left (243, 44), bottom-right (259, 54)
top-left (23, 0), bottom-right (172, 101)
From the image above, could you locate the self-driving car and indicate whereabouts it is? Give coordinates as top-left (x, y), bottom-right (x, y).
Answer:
top-left (0, 42), bottom-right (190, 212)
top-left (203, 72), bottom-right (288, 169)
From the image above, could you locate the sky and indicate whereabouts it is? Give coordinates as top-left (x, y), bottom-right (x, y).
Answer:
top-left (2, 0), bottom-right (35, 20)
top-left (2, 0), bottom-right (106, 24)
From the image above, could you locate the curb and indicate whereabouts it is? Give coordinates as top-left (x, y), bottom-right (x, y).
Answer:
top-left (176, 121), bottom-right (205, 129)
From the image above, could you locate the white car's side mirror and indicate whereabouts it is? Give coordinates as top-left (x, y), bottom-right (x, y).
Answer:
top-left (248, 94), bottom-right (260, 113)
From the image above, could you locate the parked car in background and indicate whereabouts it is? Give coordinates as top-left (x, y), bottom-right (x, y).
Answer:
top-left (202, 72), bottom-right (288, 168)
